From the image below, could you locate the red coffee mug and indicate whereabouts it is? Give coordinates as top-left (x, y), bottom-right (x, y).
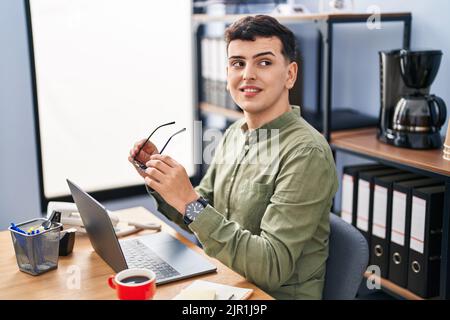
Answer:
top-left (108, 268), bottom-right (156, 300)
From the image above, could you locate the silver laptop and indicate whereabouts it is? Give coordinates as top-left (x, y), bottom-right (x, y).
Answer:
top-left (66, 179), bottom-right (216, 285)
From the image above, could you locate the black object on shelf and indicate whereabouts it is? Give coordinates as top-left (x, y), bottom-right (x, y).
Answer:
top-left (302, 108), bottom-right (379, 132)
top-left (59, 229), bottom-right (76, 256)
top-left (378, 49), bottom-right (446, 150)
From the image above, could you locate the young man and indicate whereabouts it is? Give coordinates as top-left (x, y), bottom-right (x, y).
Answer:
top-left (129, 15), bottom-right (338, 300)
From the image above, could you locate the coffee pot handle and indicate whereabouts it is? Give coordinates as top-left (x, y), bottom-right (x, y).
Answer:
top-left (428, 95), bottom-right (447, 128)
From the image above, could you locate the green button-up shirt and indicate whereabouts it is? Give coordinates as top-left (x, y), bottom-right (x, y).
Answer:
top-left (148, 105), bottom-right (338, 299)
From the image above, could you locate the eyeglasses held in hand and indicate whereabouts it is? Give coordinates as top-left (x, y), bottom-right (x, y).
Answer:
top-left (132, 121), bottom-right (186, 171)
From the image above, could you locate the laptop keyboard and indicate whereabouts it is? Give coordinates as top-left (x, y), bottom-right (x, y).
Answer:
top-left (120, 239), bottom-right (180, 281)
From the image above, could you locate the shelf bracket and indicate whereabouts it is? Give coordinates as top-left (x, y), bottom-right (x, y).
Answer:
top-left (314, 19), bottom-right (333, 142)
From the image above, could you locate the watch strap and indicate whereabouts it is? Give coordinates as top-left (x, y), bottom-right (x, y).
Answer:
top-left (197, 197), bottom-right (208, 208)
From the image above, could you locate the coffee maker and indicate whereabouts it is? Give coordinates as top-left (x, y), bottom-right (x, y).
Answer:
top-left (378, 49), bottom-right (447, 149)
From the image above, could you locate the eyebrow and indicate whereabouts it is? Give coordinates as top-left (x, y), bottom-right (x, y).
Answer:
top-left (228, 51), bottom-right (276, 60)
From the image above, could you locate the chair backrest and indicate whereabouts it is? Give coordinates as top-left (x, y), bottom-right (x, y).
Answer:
top-left (322, 213), bottom-right (369, 300)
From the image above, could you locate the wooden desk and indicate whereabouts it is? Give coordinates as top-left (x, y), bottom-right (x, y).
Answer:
top-left (0, 207), bottom-right (273, 300)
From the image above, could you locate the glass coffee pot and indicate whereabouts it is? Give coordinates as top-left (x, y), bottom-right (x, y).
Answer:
top-left (392, 95), bottom-right (446, 132)
top-left (392, 50), bottom-right (446, 137)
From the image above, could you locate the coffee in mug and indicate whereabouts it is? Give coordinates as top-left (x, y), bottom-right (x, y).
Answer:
top-left (121, 276), bottom-right (151, 284)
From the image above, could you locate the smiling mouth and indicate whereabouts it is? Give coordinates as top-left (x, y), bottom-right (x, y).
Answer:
top-left (239, 87), bottom-right (262, 97)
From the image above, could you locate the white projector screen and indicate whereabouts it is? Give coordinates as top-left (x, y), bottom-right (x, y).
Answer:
top-left (28, 0), bottom-right (195, 199)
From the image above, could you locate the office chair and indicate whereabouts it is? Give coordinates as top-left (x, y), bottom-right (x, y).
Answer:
top-left (322, 213), bottom-right (369, 300)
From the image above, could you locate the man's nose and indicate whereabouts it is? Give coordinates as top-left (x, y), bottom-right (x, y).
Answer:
top-left (242, 64), bottom-right (256, 80)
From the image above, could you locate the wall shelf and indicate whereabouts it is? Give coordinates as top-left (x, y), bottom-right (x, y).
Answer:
top-left (332, 127), bottom-right (450, 300)
top-left (199, 102), bottom-right (243, 122)
top-left (331, 128), bottom-right (450, 177)
top-left (302, 109), bottom-right (378, 132)
top-left (200, 103), bottom-right (379, 132)
top-left (363, 272), bottom-right (424, 300)
top-left (193, 12), bottom-right (411, 141)
top-left (193, 12), bottom-right (411, 24)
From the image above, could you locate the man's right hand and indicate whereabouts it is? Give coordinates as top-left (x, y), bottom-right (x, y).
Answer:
top-left (128, 139), bottom-right (159, 178)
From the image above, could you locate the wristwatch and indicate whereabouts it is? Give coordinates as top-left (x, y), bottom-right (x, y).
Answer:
top-left (183, 197), bottom-right (208, 225)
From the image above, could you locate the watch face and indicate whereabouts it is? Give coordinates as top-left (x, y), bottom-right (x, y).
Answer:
top-left (187, 201), bottom-right (205, 219)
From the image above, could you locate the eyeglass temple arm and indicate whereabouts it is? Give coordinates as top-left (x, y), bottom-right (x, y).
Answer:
top-left (159, 128), bottom-right (187, 155)
top-left (133, 121), bottom-right (175, 160)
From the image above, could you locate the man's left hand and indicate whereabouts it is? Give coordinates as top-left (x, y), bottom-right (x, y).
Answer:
top-left (144, 154), bottom-right (199, 215)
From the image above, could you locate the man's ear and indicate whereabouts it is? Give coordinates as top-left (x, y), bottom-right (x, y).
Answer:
top-left (286, 61), bottom-right (298, 90)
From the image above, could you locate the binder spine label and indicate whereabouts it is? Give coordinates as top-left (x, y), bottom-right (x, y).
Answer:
top-left (357, 180), bottom-right (370, 232)
top-left (410, 197), bottom-right (426, 254)
top-left (391, 191), bottom-right (407, 246)
top-left (341, 174), bottom-right (353, 224)
top-left (373, 185), bottom-right (388, 239)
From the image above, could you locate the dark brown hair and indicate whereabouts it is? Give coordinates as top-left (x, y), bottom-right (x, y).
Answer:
top-left (224, 15), bottom-right (297, 62)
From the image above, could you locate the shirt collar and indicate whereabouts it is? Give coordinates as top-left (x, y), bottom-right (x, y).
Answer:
top-left (239, 105), bottom-right (301, 140)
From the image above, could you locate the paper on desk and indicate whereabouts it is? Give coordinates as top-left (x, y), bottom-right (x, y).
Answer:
top-left (173, 287), bottom-right (216, 300)
top-left (173, 280), bottom-right (253, 300)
